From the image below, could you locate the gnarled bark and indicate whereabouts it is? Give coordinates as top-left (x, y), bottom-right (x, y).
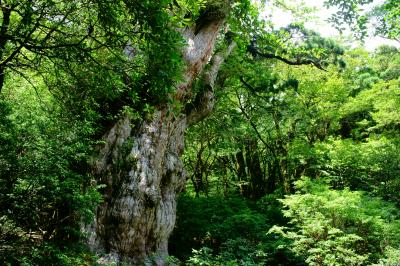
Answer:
top-left (85, 14), bottom-right (235, 265)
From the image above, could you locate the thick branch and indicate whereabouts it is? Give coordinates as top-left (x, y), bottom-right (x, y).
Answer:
top-left (248, 44), bottom-right (327, 71)
top-left (186, 40), bottom-right (236, 126)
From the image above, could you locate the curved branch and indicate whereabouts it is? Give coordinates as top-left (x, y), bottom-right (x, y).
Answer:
top-left (248, 44), bottom-right (327, 71)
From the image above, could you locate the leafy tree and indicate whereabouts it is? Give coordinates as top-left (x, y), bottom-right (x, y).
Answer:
top-left (0, 0), bottom-right (114, 92)
top-left (372, 0), bottom-right (400, 41)
top-left (183, 29), bottom-right (348, 198)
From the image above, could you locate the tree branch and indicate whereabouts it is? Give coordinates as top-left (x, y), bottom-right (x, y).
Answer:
top-left (235, 90), bottom-right (274, 152)
top-left (0, 8), bottom-right (46, 67)
top-left (248, 43), bottom-right (327, 71)
top-left (186, 40), bottom-right (236, 126)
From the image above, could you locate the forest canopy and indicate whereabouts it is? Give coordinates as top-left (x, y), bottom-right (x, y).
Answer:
top-left (0, 0), bottom-right (399, 265)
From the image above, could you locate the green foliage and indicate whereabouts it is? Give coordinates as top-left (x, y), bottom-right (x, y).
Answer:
top-left (315, 137), bottom-right (400, 202)
top-left (0, 100), bottom-right (17, 189)
top-left (170, 195), bottom-right (268, 258)
top-left (1, 0), bottom-right (400, 265)
top-left (323, 0), bottom-right (400, 40)
top-left (250, 22), bottom-right (346, 71)
top-left (372, 0), bottom-right (400, 40)
top-left (181, 43), bottom-right (400, 265)
top-left (170, 193), bottom-right (302, 265)
top-left (1, 242), bottom-right (96, 266)
top-left (1, 0), bottom-right (233, 264)
top-left (0, 74), bottom-right (100, 265)
top-left (270, 178), bottom-right (400, 265)
top-left (372, 247), bottom-right (400, 266)
top-left (382, 0), bottom-right (400, 39)
top-left (323, 0), bottom-right (373, 37)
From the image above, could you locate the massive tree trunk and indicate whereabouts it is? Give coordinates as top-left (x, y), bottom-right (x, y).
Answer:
top-left (85, 12), bottom-right (235, 265)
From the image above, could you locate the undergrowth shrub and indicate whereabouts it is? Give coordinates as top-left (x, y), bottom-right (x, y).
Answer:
top-left (269, 177), bottom-right (400, 266)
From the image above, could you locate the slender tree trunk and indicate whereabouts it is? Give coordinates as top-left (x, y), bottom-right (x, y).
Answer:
top-left (0, 6), bottom-right (12, 94)
top-left (245, 138), bottom-right (264, 199)
top-left (193, 146), bottom-right (205, 197)
top-left (236, 150), bottom-right (246, 182)
top-left (0, 67), bottom-right (5, 93)
top-left (266, 161), bottom-right (276, 194)
top-left (85, 15), bottom-right (236, 265)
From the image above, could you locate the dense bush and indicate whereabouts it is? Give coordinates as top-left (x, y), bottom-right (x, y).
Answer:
top-left (270, 178), bottom-right (400, 266)
top-left (316, 137), bottom-right (400, 204)
top-left (0, 82), bottom-right (100, 265)
top-left (170, 193), bottom-right (303, 265)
